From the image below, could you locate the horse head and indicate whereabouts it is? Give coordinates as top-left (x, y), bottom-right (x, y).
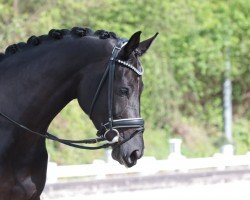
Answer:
top-left (77, 31), bottom-right (158, 167)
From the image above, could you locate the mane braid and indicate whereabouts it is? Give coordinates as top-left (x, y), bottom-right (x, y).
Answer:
top-left (0, 27), bottom-right (119, 62)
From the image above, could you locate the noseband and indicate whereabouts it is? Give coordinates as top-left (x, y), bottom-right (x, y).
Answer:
top-left (88, 40), bottom-right (144, 144)
top-left (0, 40), bottom-right (144, 150)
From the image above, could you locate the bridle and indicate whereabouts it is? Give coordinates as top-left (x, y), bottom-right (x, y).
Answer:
top-left (88, 40), bottom-right (144, 144)
top-left (0, 39), bottom-right (144, 150)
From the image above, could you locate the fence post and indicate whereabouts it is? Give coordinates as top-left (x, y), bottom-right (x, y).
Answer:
top-left (168, 138), bottom-right (185, 159)
top-left (47, 161), bottom-right (58, 183)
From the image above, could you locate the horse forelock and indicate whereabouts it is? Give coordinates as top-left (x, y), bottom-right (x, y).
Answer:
top-left (0, 27), bottom-right (119, 61)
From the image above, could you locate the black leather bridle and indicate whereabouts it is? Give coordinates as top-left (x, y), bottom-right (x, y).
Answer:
top-left (0, 40), bottom-right (144, 150)
top-left (88, 40), bottom-right (144, 144)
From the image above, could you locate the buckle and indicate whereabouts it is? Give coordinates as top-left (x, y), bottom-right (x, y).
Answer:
top-left (111, 45), bottom-right (121, 54)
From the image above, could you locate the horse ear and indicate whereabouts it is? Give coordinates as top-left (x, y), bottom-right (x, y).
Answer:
top-left (121, 31), bottom-right (141, 59)
top-left (137, 32), bottom-right (158, 56)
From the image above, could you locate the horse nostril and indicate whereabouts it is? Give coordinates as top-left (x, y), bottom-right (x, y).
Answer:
top-left (123, 150), bottom-right (142, 168)
top-left (130, 150), bottom-right (140, 162)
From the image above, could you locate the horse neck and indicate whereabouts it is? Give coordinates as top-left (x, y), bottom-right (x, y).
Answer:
top-left (0, 38), bottom-right (111, 132)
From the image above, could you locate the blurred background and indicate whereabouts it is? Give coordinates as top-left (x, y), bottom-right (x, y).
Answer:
top-left (0, 0), bottom-right (249, 199)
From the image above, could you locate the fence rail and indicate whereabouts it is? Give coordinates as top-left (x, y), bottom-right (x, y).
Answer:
top-left (47, 152), bottom-right (250, 183)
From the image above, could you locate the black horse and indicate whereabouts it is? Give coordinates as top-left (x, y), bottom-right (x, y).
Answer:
top-left (0, 27), bottom-right (157, 199)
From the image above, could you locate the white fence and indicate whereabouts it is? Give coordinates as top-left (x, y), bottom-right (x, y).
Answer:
top-left (47, 152), bottom-right (250, 183)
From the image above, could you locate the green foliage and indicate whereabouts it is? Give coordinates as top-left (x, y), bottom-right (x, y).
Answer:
top-left (144, 128), bottom-right (170, 159)
top-left (46, 100), bottom-right (105, 164)
top-left (233, 118), bottom-right (250, 154)
top-left (0, 0), bottom-right (249, 163)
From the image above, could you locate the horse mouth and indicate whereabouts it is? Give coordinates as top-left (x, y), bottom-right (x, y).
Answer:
top-left (112, 148), bottom-right (142, 168)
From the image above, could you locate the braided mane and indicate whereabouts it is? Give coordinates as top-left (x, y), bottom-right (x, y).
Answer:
top-left (0, 27), bottom-right (118, 62)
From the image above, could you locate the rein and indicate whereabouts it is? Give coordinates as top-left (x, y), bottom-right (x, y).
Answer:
top-left (0, 39), bottom-right (144, 150)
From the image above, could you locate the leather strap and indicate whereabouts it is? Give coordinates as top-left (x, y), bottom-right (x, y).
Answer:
top-left (89, 64), bottom-right (110, 118)
top-left (104, 118), bottom-right (144, 129)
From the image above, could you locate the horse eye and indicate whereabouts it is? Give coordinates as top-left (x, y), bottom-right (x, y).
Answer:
top-left (119, 87), bottom-right (129, 97)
